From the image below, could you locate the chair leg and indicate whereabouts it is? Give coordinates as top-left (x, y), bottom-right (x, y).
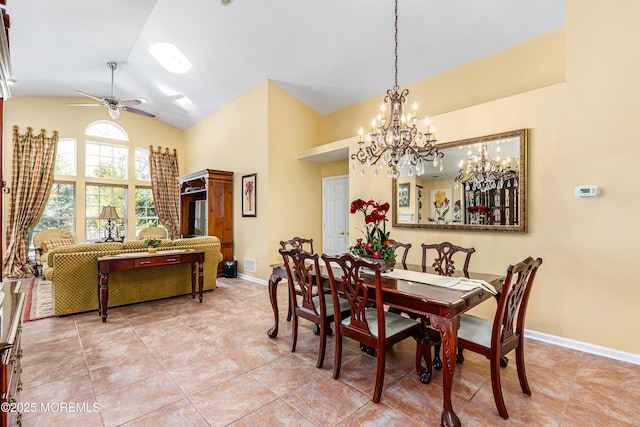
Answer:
top-left (373, 345), bottom-right (386, 403)
top-left (433, 342), bottom-right (443, 370)
top-left (415, 334), bottom-right (433, 384)
top-left (456, 347), bottom-right (465, 364)
top-left (515, 345), bottom-right (531, 395)
top-left (291, 313), bottom-right (298, 353)
top-left (333, 331), bottom-right (343, 380)
top-left (490, 355), bottom-right (509, 419)
top-left (316, 321), bottom-right (327, 369)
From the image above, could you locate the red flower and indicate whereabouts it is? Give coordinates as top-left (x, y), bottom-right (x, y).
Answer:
top-left (350, 198), bottom-right (368, 214)
top-left (372, 250), bottom-right (380, 259)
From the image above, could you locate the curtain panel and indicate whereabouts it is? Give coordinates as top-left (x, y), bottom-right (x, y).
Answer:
top-left (149, 146), bottom-right (180, 240)
top-left (2, 126), bottom-right (58, 278)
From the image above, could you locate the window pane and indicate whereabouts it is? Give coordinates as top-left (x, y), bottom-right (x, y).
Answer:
top-left (31, 183), bottom-right (76, 259)
top-left (85, 141), bottom-right (128, 179)
top-left (135, 148), bottom-right (151, 181)
top-left (135, 187), bottom-right (161, 237)
top-left (85, 185), bottom-right (127, 242)
top-left (85, 120), bottom-right (129, 141)
top-left (55, 138), bottom-right (77, 176)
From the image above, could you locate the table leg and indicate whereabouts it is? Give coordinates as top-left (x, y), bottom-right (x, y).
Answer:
top-left (191, 262), bottom-right (197, 299)
top-left (428, 315), bottom-right (461, 427)
top-left (99, 272), bottom-right (109, 323)
top-left (267, 273), bottom-right (283, 338)
top-left (198, 261), bottom-right (204, 303)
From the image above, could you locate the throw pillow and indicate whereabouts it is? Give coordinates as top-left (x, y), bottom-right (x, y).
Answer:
top-left (41, 238), bottom-right (74, 253)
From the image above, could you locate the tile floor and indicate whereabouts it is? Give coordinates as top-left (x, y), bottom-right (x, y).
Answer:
top-left (18, 277), bottom-right (640, 427)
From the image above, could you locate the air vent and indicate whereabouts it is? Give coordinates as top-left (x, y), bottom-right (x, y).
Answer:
top-left (244, 258), bottom-right (256, 273)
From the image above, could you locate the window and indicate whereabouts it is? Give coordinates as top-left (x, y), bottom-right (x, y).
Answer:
top-left (55, 138), bottom-right (77, 176)
top-left (33, 183), bottom-right (76, 233)
top-left (86, 185), bottom-right (127, 242)
top-left (86, 141), bottom-right (128, 179)
top-left (135, 148), bottom-right (151, 181)
top-left (135, 187), bottom-right (160, 237)
top-left (85, 120), bottom-right (129, 141)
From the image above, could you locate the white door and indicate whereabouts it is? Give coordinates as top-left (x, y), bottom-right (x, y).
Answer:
top-left (323, 175), bottom-right (349, 255)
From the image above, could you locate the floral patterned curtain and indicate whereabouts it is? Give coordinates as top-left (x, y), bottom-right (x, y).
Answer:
top-left (2, 126), bottom-right (58, 278)
top-left (149, 146), bottom-right (180, 240)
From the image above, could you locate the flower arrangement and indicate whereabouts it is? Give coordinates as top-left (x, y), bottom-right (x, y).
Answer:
top-left (143, 238), bottom-right (161, 249)
top-left (434, 190), bottom-right (450, 220)
top-left (467, 205), bottom-right (494, 224)
top-left (348, 198), bottom-right (396, 261)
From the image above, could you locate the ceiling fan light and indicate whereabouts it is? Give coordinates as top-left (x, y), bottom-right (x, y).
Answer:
top-left (108, 107), bottom-right (120, 119)
top-left (149, 43), bottom-right (192, 74)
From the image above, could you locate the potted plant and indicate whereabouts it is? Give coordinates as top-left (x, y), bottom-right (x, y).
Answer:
top-left (348, 198), bottom-right (396, 271)
top-left (143, 238), bottom-right (161, 254)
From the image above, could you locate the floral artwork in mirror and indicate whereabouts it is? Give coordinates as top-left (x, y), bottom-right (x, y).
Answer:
top-left (392, 129), bottom-right (528, 232)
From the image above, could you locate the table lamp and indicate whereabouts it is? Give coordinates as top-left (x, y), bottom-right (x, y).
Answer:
top-left (99, 206), bottom-right (120, 242)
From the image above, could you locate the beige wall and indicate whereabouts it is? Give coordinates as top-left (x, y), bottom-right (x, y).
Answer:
top-left (3, 96), bottom-right (184, 242)
top-left (183, 81), bottom-right (323, 279)
top-left (319, 1), bottom-right (640, 354)
top-left (183, 82), bottom-right (270, 278)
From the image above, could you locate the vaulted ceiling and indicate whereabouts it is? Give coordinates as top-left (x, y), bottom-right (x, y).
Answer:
top-left (7, 0), bottom-right (564, 130)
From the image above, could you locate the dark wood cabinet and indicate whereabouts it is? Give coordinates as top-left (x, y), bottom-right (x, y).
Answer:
top-left (178, 170), bottom-right (233, 276)
top-left (1, 280), bottom-right (26, 427)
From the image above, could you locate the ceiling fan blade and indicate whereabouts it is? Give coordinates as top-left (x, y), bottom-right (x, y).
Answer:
top-left (67, 103), bottom-right (103, 107)
top-left (77, 90), bottom-right (105, 103)
top-left (122, 106), bottom-right (155, 118)
top-left (120, 99), bottom-right (142, 107)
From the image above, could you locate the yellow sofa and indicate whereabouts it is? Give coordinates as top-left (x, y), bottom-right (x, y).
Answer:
top-left (43, 236), bottom-right (223, 315)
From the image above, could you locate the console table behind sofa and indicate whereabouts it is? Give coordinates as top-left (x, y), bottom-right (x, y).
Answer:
top-left (44, 236), bottom-right (223, 315)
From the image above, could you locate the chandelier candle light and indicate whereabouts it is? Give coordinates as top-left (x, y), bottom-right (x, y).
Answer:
top-left (454, 142), bottom-right (519, 192)
top-left (351, 0), bottom-right (443, 179)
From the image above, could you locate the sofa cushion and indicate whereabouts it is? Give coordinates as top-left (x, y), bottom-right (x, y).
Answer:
top-left (41, 238), bottom-right (74, 253)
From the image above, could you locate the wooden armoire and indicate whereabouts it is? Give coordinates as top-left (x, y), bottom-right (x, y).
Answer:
top-left (177, 169), bottom-right (233, 277)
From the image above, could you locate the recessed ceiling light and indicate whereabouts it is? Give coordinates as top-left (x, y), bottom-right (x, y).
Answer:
top-left (176, 96), bottom-right (192, 106)
top-left (7, 78), bottom-right (16, 85)
top-left (149, 43), bottom-right (192, 74)
top-left (139, 97), bottom-right (149, 103)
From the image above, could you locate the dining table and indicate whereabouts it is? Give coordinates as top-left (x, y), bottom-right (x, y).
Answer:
top-left (267, 261), bottom-right (504, 427)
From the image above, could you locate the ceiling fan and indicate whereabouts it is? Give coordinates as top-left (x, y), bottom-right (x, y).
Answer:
top-left (68, 62), bottom-right (155, 119)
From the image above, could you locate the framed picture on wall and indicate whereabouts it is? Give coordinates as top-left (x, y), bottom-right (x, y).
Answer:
top-left (398, 183), bottom-right (410, 207)
top-left (242, 173), bottom-right (257, 217)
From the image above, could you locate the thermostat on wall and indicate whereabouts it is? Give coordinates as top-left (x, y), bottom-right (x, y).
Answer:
top-left (574, 185), bottom-right (600, 199)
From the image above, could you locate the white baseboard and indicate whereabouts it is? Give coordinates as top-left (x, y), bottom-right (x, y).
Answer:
top-left (525, 329), bottom-right (640, 366)
top-left (237, 273), bottom-right (268, 286)
top-left (237, 275), bottom-right (640, 366)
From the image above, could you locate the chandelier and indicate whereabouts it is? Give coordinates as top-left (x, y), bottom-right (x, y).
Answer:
top-left (454, 142), bottom-right (519, 192)
top-left (351, 0), bottom-right (442, 179)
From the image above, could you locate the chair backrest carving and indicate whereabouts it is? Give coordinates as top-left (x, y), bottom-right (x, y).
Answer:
top-left (421, 241), bottom-right (475, 277)
top-left (279, 237), bottom-right (314, 254)
top-left (279, 248), bottom-right (323, 316)
top-left (391, 241), bottom-right (412, 268)
top-left (322, 253), bottom-right (383, 339)
top-left (496, 257), bottom-right (543, 344)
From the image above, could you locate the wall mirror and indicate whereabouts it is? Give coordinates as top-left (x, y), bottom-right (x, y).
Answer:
top-left (392, 129), bottom-right (528, 232)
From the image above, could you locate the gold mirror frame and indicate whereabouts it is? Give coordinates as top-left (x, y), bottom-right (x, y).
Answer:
top-left (392, 129), bottom-right (528, 233)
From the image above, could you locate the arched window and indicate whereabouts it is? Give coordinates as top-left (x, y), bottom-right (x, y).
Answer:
top-left (85, 120), bottom-right (129, 141)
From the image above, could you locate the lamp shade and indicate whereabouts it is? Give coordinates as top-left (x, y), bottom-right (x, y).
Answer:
top-left (99, 206), bottom-right (120, 220)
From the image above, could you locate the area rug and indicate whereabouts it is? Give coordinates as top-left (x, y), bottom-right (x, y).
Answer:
top-left (23, 279), bottom-right (54, 322)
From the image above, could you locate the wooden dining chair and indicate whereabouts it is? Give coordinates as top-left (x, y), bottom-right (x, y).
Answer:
top-left (280, 237), bottom-right (314, 253)
top-left (280, 237), bottom-right (315, 321)
top-left (391, 240), bottom-right (412, 269)
top-left (421, 241), bottom-right (476, 277)
top-left (456, 256), bottom-right (543, 419)
top-left (322, 253), bottom-right (431, 403)
top-left (279, 248), bottom-right (351, 368)
top-left (421, 241), bottom-right (476, 369)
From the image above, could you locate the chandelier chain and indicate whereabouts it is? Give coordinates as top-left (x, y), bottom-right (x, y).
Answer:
top-left (394, 0), bottom-right (399, 91)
